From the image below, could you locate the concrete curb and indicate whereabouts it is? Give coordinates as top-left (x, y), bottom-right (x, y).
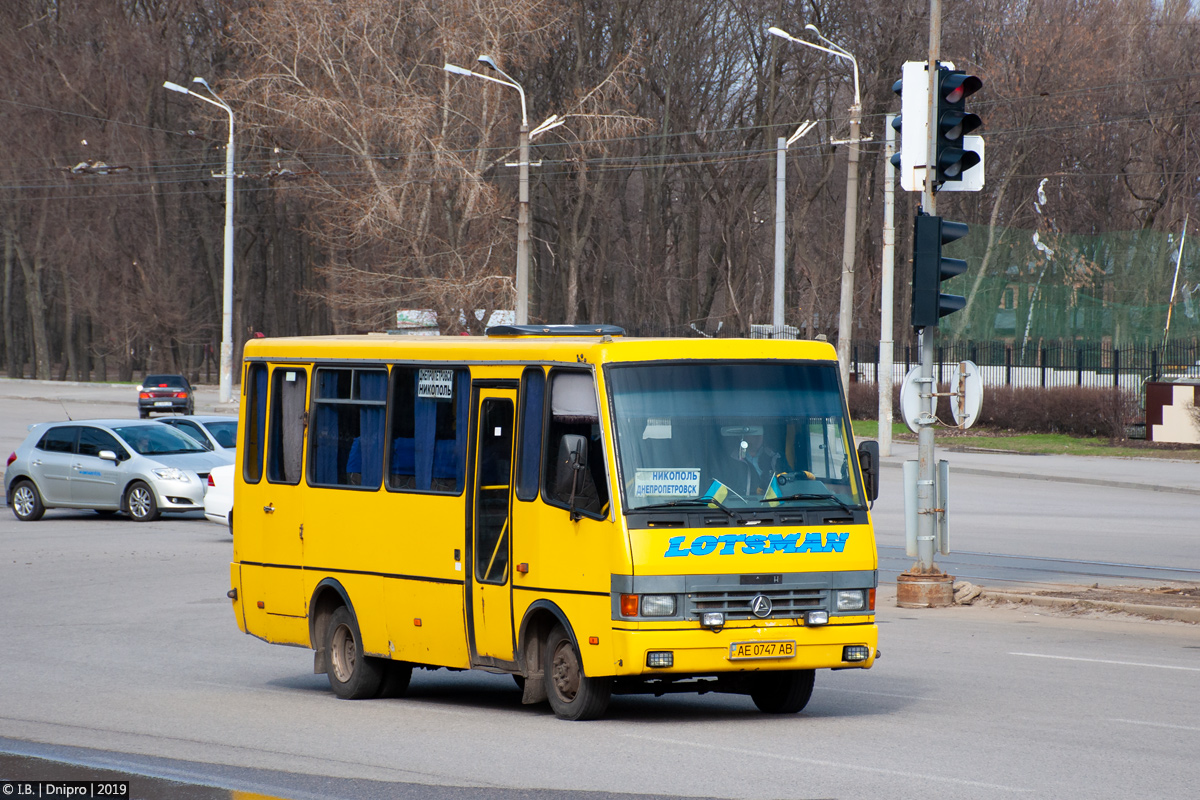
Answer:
top-left (878, 458), bottom-right (1200, 496)
top-left (984, 590), bottom-right (1200, 624)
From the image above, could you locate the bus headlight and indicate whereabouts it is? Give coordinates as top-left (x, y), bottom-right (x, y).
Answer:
top-left (836, 590), bottom-right (866, 612)
top-left (640, 595), bottom-right (677, 617)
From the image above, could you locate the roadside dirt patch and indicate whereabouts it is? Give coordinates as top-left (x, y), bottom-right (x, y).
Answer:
top-left (1027, 584), bottom-right (1200, 609)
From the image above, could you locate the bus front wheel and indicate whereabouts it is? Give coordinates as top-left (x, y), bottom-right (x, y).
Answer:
top-left (325, 606), bottom-right (385, 699)
top-left (544, 625), bottom-right (611, 721)
top-left (750, 668), bottom-right (815, 714)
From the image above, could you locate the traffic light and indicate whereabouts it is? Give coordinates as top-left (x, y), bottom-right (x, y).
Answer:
top-left (911, 210), bottom-right (968, 329)
top-left (891, 61), bottom-right (930, 191)
top-left (934, 67), bottom-right (982, 183)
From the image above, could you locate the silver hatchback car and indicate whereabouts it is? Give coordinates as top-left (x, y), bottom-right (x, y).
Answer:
top-left (5, 419), bottom-right (234, 522)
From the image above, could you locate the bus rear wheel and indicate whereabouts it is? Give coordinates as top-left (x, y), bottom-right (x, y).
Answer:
top-left (325, 606), bottom-right (385, 699)
top-left (750, 668), bottom-right (815, 714)
top-left (544, 624), bottom-right (610, 721)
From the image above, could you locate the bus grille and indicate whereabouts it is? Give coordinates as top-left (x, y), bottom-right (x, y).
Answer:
top-left (686, 588), bottom-right (826, 620)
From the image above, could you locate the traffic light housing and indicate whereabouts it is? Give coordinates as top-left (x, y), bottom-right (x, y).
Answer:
top-left (891, 61), bottom-right (930, 191)
top-left (935, 67), bottom-right (982, 183)
top-left (911, 211), bottom-right (968, 329)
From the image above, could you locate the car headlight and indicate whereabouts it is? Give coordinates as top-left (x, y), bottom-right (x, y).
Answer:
top-left (152, 468), bottom-right (191, 483)
top-left (836, 590), bottom-right (866, 612)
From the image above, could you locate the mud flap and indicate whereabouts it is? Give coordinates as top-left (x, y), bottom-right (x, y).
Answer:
top-left (521, 671), bottom-right (547, 704)
top-left (314, 646), bottom-right (327, 674)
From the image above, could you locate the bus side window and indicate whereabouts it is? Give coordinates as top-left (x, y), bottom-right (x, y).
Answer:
top-left (309, 367), bottom-right (387, 489)
top-left (267, 368), bottom-right (307, 485)
top-left (243, 363), bottom-right (268, 483)
top-left (542, 371), bottom-right (608, 517)
top-left (515, 367), bottom-right (545, 502)
top-left (388, 367), bottom-right (469, 494)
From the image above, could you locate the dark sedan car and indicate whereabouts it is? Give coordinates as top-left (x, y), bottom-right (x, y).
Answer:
top-left (138, 374), bottom-right (195, 417)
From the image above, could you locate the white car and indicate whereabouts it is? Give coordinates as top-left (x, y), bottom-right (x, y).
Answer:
top-left (204, 463), bottom-right (234, 531)
top-left (157, 415), bottom-right (237, 453)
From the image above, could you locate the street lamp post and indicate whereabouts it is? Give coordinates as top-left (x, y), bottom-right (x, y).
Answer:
top-left (769, 25), bottom-right (862, 389)
top-left (444, 57), bottom-right (534, 325)
top-left (773, 121), bottom-right (817, 329)
top-left (163, 77), bottom-right (235, 404)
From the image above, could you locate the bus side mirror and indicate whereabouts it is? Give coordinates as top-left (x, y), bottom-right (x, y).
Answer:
top-left (857, 440), bottom-right (880, 503)
top-left (556, 434), bottom-right (589, 521)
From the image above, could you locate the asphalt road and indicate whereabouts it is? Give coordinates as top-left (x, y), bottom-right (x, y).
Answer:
top-left (1, 513), bottom-right (1198, 799)
top-left (1, 378), bottom-right (1198, 798)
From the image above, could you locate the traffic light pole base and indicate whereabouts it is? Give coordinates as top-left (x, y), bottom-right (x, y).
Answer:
top-left (896, 569), bottom-right (956, 608)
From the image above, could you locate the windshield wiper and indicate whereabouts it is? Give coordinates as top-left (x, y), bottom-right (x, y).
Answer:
top-left (636, 497), bottom-right (743, 520)
top-left (759, 491), bottom-right (856, 515)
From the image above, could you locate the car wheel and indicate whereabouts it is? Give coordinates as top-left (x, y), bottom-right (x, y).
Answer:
top-left (325, 606), bottom-right (386, 699)
top-left (125, 482), bottom-right (161, 522)
top-left (749, 669), bottom-right (815, 714)
top-left (10, 480), bottom-right (46, 521)
top-left (138, 409), bottom-right (149, 419)
top-left (544, 624), bottom-right (611, 720)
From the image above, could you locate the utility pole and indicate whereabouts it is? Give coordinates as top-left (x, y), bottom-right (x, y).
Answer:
top-left (835, 101), bottom-right (861, 388)
top-left (880, 115), bottom-right (897, 457)
top-left (774, 137), bottom-right (786, 329)
top-left (916, 0), bottom-right (943, 582)
top-left (517, 122), bottom-right (530, 325)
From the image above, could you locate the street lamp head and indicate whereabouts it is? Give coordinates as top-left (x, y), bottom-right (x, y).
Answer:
top-left (192, 76), bottom-right (211, 90)
top-left (163, 81), bottom-right (190, 95)
top-left (443, 63), bottom-right (473, 76)
top-left (477, 55), bottom-right (499, 71)
top-left (767, 26), bottom-right (792, 41)
top-left (804, 23), bottom-right (822, 35)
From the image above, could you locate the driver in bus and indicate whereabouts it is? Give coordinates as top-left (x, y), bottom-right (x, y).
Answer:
top-left (717, 425), bottom-right (781, 498)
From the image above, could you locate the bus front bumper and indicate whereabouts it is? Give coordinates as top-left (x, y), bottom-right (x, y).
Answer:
top-left (608, 620), bottom-right (877, 676)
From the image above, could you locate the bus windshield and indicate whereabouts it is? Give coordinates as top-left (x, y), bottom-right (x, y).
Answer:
top-left (607, 361), bottom-right (864, 513)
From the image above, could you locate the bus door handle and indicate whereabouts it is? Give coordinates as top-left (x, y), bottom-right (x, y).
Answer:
top-left (263, 504), bottom-right (275, 514)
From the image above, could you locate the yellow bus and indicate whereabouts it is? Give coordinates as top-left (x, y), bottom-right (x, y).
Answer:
top-left (229, 325), bottom-right (880, 720)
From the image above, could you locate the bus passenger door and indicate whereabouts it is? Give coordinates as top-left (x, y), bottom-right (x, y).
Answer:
top-left (260, 365), bottom-right (309, 620)
top-left (469, 389), bottom-right (517, 663)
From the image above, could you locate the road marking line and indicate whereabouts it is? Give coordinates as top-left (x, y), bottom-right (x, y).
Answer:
top-left (1010, 652), bottom-right (1200, 672)
top-left (1111, 719), bottom-right (1200, 733)
top-left (624, 734), bottom-right (1032, 792)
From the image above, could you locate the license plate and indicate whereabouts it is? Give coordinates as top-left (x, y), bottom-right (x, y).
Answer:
top-left (154, 401), bottom-right (172, 406)
top-left (729, 640), bottom-right (796, 660)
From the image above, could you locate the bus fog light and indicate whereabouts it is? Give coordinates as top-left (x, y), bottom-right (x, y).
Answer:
top-left (646, 651), bottom-right (674, 668)
top-left (843, 645), bottom-right (870, 662)
top-left (641, 595), bottom-right (677, 617)
top-left (805, 610), bottom-right (829, 626)
top-left (836, 590), bottom-right (866, 612)
top-left (701, 612), bottom-right (725, 629)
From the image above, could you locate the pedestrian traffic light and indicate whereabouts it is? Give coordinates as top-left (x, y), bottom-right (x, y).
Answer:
top-left (935, 67), bottom-right (982, 184)
top-left (911, 210), bottom-right (968, 329)
top-left (891, 61), bottom-right (930, 191)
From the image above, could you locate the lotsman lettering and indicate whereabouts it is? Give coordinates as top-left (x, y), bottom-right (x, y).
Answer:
top-left (664, 536), bottom-right (690, 558)
top-left (796, 531), bottom-right (825, 553)
top-left (825, 532), bottom-right (850, 552)
top-left (717, 534), bottom-right (745, 555)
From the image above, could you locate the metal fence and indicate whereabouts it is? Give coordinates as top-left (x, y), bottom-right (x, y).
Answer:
top-left (846, 339), bottom-right (1200, 391)
top-left (644, 324), bottom-right (1200, 392)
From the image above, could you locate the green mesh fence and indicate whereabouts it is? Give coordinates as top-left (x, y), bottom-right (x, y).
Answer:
top-left (941, 226), bottom-right (1200, 345)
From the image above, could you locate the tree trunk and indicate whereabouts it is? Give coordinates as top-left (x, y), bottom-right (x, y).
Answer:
top-left (13, 239), bottom-right (51, 380)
